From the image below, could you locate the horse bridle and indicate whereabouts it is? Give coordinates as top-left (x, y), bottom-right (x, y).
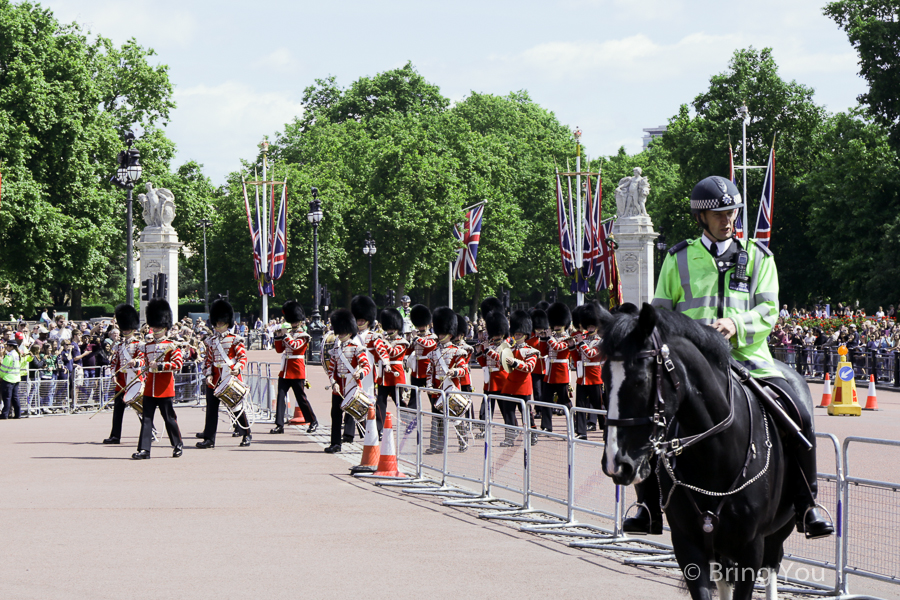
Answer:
top-left (605, 327), bottom-right (736, 459)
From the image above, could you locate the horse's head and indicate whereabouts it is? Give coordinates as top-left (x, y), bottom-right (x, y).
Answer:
top-left (600, 303), bottom-right (673, 486)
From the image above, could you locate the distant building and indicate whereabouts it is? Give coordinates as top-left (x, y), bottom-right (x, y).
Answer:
top-left (642, 125), bottom-right (667, 150)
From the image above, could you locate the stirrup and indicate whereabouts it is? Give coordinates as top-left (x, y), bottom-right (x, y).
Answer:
top-left (800, 503), bottom-right (835, 539)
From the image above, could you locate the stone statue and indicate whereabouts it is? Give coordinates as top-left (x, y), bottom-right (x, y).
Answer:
top-left (615, 167), bottom-right (650, 218)
top-left (138, 183), bottom-right (176, 229)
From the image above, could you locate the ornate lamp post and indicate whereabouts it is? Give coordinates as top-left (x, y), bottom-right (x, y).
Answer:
top-left (362, 230), bottom-right (376, 298)
top-left (112, 131), bottom-right (143, 307)
top-left (197, 218), bottom-right (211, 312)
top-left (307, 187), bottom-right (324, 363)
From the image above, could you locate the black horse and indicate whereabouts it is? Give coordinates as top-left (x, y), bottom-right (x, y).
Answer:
top-left (600, 303), bottom-right (808, 600)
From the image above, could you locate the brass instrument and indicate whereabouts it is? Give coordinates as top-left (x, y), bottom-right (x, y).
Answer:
top-left (496, 340), bottom-right (515, 373)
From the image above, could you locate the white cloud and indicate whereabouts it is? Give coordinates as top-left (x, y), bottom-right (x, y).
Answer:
top-left (47, 1), bottom-right (197, 47)
top-left (254, 48), bottom-right (300, 70)
top-left (169, 82), bottom-right (305, 180)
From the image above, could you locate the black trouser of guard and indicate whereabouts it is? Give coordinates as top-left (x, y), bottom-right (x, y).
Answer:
top-left (275, 377), bottom-right (317, 427)
top-left (631, 375), bottom-right (820, 519)
top-left (138, 395), bottom-right (182, 452)
top-left (376, 384), bottom-right (404, 436)
top-left (1, 381), bottom-right (19, 418)
top-left (409, 377), bottom-right (427, 410)
top-left (202, 386), bottom-right (250, 442)
top-left (109, 394), bottom-right (127, 439)
top-left (574, 384), bottom-right (604, 437)
top-left (540, 382), bottom-right (570, 432)
top-left (330, 393), bottom-right (347, 447)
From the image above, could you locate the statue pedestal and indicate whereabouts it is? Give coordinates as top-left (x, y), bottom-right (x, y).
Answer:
top-left (135, 226), bottom-right (182, 324)
top-left (612, 216), bottom-right (658, 306)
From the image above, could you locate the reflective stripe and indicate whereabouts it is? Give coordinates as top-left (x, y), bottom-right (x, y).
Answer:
top-left (754, 292), bottom-right (777, 304)
top-left (651, 297), bottom-right (673, 310)
top-left (676, 249), bottom-right (693, 303)
top-left (739, 357), bottom-right (779, 374)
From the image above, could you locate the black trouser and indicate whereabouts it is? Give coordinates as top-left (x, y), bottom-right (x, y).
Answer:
top-left (574, 384), bottom-right (604, 437)
top-left (330, 393), bottom-right (346, 446)
top-left (109, 394), bottom-right (127, 439)
top-left (376, 385), bottom-right (403, 436)
top-left (498, 393), bottom-right (533, 442)
top-left (275, 377), bottom-right (317, 427)
top-left (409, 376), bottom-right (427, 410)
top-left (138, 395), bottom-right (182, 452)
top-left (202, 386), bottom-right (250, 442)
top-left (540, 382), bottom-right (570, 431)
top-left (1, 381), bottom-right (19, 418)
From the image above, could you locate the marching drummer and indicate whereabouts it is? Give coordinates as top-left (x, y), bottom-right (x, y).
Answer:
top-left (196, 299), bottom-right (251, 449)
top-left (271, 300), bottom-right (318, 435)
top-left (324, 309), bottom-right (370, 454)
top-left (103, 304), bottom-right (144, 444)
top-left (376, 307), bottom-right (409, 437)
top-left (132, 299), bottom-right (183, 460)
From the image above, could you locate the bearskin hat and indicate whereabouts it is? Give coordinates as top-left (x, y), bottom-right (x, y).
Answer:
top-left (282, 300), bottom-right (304, 324)
top-left (410, 304), bottom-right (432, 328)
top-left (379, 308), bottom-right (403, 332)
top-left (455, 314), bottom-right (469, 339)
top-left (509, 310), bottom-right (532, 336)
top-left (580, 302), bottom-right (601, 329)
top-left (330, 308), bottom-right (358, 336)
top-left (547, 302), bottom-right (572, 329)
top-left (146, 299), bottom-right (172, 329)
top-left (432, 306), bottom-right (457, 338)
top-left (350, 295), bottom-right (377, 326)
top-left (530, 308), bottom-right (549, 332)
top-left (114, 304), bottom-right (140, 332)
top-left (210, 299), bottom-right (235, 327)
top-left (571, 305), bottom-right (584, 330)
top-left (480, 296), bottom-right (503, 317)
top-left (485, 310), bottom-right (510, 339)
top-left (536, 300), bottom-right (550, 312)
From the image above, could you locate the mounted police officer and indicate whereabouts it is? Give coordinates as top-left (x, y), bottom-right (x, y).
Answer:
top-left (627, 175), bottom-right (833, 539)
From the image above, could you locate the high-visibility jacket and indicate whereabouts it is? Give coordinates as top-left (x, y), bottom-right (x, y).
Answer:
top-left (1, 351), bottom-right (21, 383)
top-left (651, 237), bottom-right (781, 379)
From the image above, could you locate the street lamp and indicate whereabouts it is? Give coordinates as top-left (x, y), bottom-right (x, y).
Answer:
top-left (197, 218), bottom-right (211, 313)
top-left (111, 131), bottom-right (143, 307)
top-left (307, 187), bottom-right (324, 363)
top-left (362, 230), bottom-right (376, 297)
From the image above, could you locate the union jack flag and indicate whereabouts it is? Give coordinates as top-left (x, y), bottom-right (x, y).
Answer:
top-left (729, 142), bottom-right (744, 240)
top-left (555, 171), bottom-right (576, 278)
top-left (452, 204), bottom-right (484, 280)
top-left (754, 143), bottom-right (775, 248)
top-left (581, 174), bottom-right (602, 277)
top-left (593, 219), bottom-right (616, 292)
top-left (269, 180), bottom-right (287, 283)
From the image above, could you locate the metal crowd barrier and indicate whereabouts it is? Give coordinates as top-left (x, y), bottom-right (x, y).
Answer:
top-left (771, 346), bottom-right (900, 386)
top-left (370, 385), bottom-right (896, 599)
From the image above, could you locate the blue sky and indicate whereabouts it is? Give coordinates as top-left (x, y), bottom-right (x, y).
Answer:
top-left (47, 0), bottom-right (865, 185)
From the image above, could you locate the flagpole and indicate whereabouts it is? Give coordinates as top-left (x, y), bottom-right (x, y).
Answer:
top-left (260, 142), bottom-right (269, 325)
top-left (575, 129), bottom-right (583, 306)
top-left (448, 261), bottom-right (453, 310)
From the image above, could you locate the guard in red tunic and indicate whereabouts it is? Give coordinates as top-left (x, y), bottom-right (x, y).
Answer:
top-left (453, 313), bottom-right (474, 394)
top-left (349, 295), bottom-right (389, 442)
top-left (496, 310), bottom-right (540, 445)
top-left (476, 297), bottom-right (508, 421)
top-left (196, 299), bottom-right (252, 449)
top-left (408, 304), bottom-right (436, 409)
top-left (527, 307), bottom-right (551, 431)
top-left (271, 301), bottom-right (318, 434)
top-left (324, 309), bottom-right (371, 453)
top-left (544, 302), bottom-right (575, 430)
top-left (133, 299), bottom-right (183, 460)
top-left (376, 308), bottom-right (409, 437)
top-left (104, 304), bottom-right (144, 444)
top-left (424, 307), bottom-right (469, 452)
top-left (573, 302), bottom-right (604, 439)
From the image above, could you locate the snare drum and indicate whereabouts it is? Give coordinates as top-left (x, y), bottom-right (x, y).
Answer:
top-left (129, 395), bottom-right (144, 416)
top-left (340, 390), bottom-right (374, 421)
top-left (215, 376), bottom-right (249, 409)
top-left (435, 392), bottom-right (471, 417)
top-left (122, 377), bottom-right (144, 406)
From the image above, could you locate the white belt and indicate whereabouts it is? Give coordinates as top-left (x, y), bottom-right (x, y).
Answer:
top-left (489, 367), bottom-right (500, 372)
top-left (584, 362), bottom-right (602, 366)
top-left (286, 355), bottom-right (304, 360)
top-left (388, 361), bottom-right (404, 365)
top-left (550, 359), bottom-right (569, 363)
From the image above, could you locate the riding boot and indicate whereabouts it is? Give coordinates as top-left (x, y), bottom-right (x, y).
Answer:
top-left (623, 459), bottom-right (663, 535)
top-left (792, 448), bottom-right (834, 539)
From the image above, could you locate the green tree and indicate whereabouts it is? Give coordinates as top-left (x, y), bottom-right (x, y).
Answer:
top-left (825, 1), bottom-right (900, 150)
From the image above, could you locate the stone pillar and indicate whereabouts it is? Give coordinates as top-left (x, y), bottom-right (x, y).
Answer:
top-left (612, 215), bottom-right (658, 306)
top-left (135, 226), bottom-right (182, 324)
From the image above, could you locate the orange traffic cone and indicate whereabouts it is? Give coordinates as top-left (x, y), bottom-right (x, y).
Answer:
top-left (351, 404), bottom-right (380, 475)
top-left (288, 402), bottom-right (308, 425)
top-left (863, 375), bottom-right (879, 411)
top-left (818, 373), bottom-right (832, 408)
top-left (374, 412), bottom-right (405, 477)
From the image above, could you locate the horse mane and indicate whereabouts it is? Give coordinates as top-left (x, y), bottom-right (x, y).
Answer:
top-left (602, 307), bottom-right (732, 370)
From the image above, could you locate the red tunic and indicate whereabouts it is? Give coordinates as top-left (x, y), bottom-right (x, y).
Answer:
top-left (275, 332), bottom-right (308, 379)
top-left (360, 329), bottom-right (390, 385)
top-left (412, 333), bottom-right (437, 379)
top-left (142, 339), bottom-right (183, 398)
top-left (457, 342), bottom-right (474, 388)
top-left (526, 335), bottom-right (548, 377)
top-left (205, 332), bottom-right (248, 388)
top-left (484, 340), bottom-right (510, 394)
top-left (327, 339), bottom-right (372, 397)
top-left (110, 336), bottom-right (144, 392)
top-left (545, 335), bottom-right (573, 385)
top-left (501, 345), bottom-right (538, 396)
top-left (382, 337), bottom-right (409, 387)
top-left (577, 335), bottom-right (604, 386)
